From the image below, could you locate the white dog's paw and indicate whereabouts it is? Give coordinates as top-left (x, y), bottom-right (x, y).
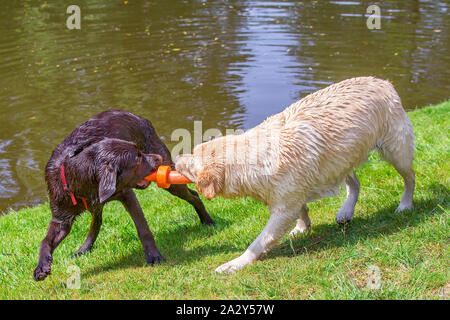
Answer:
top-left (215, 257), bottom-right (249, 274)
top-left (289, 224), bottom-right (310, 239)
top-left (395, 202), bottom-right (414, 213)
top-left (336, 207), bottom-right (355, 224)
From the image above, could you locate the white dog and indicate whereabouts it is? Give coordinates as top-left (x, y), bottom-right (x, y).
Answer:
top-left (176, 77), bottom-right (415, 273)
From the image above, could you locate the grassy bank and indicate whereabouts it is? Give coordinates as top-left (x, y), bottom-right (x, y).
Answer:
top-left (0, 102), bottom-right (448, 299)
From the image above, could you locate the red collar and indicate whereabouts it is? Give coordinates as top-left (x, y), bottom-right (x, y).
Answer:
top-left (60, 164), bottom-right (88, 210)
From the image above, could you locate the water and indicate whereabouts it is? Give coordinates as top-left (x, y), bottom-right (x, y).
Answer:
top-left (0, 0), bottom-right (448, 213)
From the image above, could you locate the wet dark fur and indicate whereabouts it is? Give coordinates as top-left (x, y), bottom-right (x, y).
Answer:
top-left (34, 110), bottom-right (213, 281)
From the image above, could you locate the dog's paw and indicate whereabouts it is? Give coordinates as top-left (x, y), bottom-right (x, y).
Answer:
top-left (335, 215), bottom-right (352, 224)
top-left (215, 257), bottom-right (249, 274)
top-left (395, 202), bottom-right (414, 213)
top-left (201, 216), bottom-right (215, 226)
top-left (145, 251), bottom-right (164, 265)
top-left (33, 263), bottom-right (51, 281)
top-left (336, 210), bottom-right (354, 224)
top-left (73, 244), bottom-right (93, 257)
top-left (289, 224), bottom-right (310, 239)
top-left (289, 218), bottom-right (311, 238)
top-left (33, 255), bottom-right (53, 281)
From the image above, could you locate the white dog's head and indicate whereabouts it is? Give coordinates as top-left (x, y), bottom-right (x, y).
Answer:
top-left (176, 129), bottom-right (280, 201)
top-left (175, 138), bottom-right (228, 200)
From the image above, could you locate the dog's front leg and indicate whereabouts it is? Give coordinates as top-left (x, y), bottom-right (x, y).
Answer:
top-left (34, 219), bottom-right (73, 281)
top-left (119, 189), bottom-right (163, 264)
top-left (74, 207), bottom-right (103, 256)
top-left (215, 206), bottom-right (299, 274)
top-left (166, 184), bottom-right (215, 225)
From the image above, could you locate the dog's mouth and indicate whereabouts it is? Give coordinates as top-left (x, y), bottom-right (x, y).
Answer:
top-left (135, 178), bottom-right (151, 189)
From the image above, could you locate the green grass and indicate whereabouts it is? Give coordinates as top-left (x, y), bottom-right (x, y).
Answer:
top-left (0, 101), bottom-right (449, 300)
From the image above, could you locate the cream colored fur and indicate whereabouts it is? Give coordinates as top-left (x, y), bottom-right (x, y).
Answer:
top-left (176, 77), bottom-right (415, 273)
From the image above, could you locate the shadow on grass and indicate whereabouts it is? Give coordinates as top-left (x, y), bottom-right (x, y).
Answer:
top-left (82, 215), bottom-right (237, 277)
top-left (269, 183), bottom-right (448, 260)
top-left (82, 183), bottom-right (448, 277)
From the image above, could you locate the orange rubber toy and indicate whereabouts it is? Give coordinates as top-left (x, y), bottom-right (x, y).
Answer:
top-left (144, 165), bottom-right (191, 188)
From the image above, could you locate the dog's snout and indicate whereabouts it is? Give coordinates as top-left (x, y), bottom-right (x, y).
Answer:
top-left (175, 159), bottom-right (185, 172)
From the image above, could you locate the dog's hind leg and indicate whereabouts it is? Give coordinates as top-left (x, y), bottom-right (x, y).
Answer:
top-left (378, 136), bottom-right (415, 213)
top-left (166, 184), bottom-right (215, 225)
top-left (394, 163), bottom-right (415, 213)
top-left (336, 170), bottom-right (360, 224)
top-left (289, 204), bottom-right (311, 238)
top-left (74, 208), bottom-right (103, 256)
top-left (216, 206), bottom-right (299, 273)
top-left (34, 218), bottom-right (73, 281)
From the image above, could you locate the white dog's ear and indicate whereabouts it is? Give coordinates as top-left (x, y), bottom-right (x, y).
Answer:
top-left (196, 170), bottom-right (222, 200)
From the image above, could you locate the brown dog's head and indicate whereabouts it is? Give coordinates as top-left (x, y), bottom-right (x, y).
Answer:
top-left (75, 138), bottom-right (162, 203)
top-left (175, 139), bottom-right (225, 200)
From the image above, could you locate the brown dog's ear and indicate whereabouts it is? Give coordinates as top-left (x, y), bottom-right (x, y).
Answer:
top-left (99, 164), bottom-right (117, 203)
top-left (196, 170), bottom-right (222, 200)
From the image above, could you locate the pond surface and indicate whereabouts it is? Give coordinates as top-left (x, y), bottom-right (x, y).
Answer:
top-left (0, 0), bottom-right (448, 213)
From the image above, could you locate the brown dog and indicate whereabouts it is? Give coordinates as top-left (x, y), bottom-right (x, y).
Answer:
top-left (34, 110), bottom-right (214, 281)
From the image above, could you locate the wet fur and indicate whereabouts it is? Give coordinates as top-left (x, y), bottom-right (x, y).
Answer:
top-left (176, 77), bottom-right (415, 273)
top-left (34, 110), bottom-right (214, 281)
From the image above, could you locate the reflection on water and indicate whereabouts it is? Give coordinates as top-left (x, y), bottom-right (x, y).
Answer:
top-left (0, 0), bottom-right (448, 213)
